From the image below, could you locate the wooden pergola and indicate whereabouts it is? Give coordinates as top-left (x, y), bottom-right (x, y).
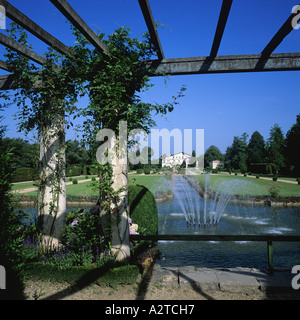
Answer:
top-left (0, 0), bottom-right (299, 261)
top-left (0, 0), bottom-right (299, 88)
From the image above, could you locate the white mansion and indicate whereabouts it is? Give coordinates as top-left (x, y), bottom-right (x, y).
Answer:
top-left (162, 152), bottom-right (192, 168)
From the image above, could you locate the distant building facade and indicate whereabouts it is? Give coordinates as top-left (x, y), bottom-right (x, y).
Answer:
top-left (209, 159), bottom-right (224, 169)
top-left (162, 152), bottom-right (192, 168)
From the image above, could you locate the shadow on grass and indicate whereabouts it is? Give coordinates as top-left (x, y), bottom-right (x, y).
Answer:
top-left (41, 263), bottom-right (121, 300)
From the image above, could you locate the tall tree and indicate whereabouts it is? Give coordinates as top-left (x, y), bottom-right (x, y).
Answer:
top-left (266, 124), bottom-right (286, 173)
top-left (65, 140), bottom-right (90, 167)
top-left (226, 133), bottom-right (248, 172)
top-left (286, 114), bottom-right (300, 176)
top-left (0, 137), bottom-right (39, 169)
top-left (204, 145), bottom-right (224, 168)
top-left (247, 131), bottom-right (266, 166)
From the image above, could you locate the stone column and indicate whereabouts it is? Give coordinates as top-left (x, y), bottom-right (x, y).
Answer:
top-left (38, 106), bottom-right (66, 247)
top-left (110, 152), bottom-right (130, 262)
top-left (110, 122), bottom-right (130, 262)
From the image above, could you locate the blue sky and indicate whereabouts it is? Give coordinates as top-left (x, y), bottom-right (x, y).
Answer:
top-left (1, 0), bottom-right (300, 154)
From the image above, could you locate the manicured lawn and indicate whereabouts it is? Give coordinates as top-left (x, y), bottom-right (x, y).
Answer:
top-left (17, 174), bottom-right (166, 198)
top-left (128, 174), bottom-right (167, 191)
top-left (66, 181), bottom-right (98, 197)
top-left (12, 181), bottom-right (35, 190)
top-left (15, 173), bottom-right (300, 199)
top-left (196, 174), bottom-right (300, 197)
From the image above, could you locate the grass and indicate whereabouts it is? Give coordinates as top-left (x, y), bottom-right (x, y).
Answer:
top-left (196, 173), bottom-right (300, 197)
top-left (23, 262), bottom-right (140, 287)
top-left (13, 174), bottom-right (166, 200)
top-left (13, 173), bottom-right (300, 200)
top-left (129, 174), bottom-right (167, 191)
top-left (12, 181), bottom-right (36, 191)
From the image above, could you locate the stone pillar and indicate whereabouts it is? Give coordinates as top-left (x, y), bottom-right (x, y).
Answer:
top-left (110, 127), bottom-right (130, 263)
top-left (38, 107), bottom-right (66, 246)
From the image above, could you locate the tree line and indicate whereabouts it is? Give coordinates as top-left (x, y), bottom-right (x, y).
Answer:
top-left (204, 114), bottom-right (300, 177)
top-left (3, 114), bottom-right (299, 177)
top-left (0, 138), bottom-right (94, 171)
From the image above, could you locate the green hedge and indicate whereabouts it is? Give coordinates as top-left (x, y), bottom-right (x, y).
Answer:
top-left (66, 166), bottom-right (82, 177)
top-left (128, 185), bottom-right (158, 235)
top-left (66, 166), bottom-right (99, 177)
top-left (12, 167), bottom-right (36, 182)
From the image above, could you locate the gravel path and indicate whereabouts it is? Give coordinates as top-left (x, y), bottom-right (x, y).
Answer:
top-left (23, 279), bottom-right (300, 301)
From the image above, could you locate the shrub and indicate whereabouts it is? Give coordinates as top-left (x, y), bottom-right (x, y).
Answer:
top-left (12, 167), bottom-right (35, 182)
top-left (266, 182), bottom-right (282, 199)
top-left (128, 185), bottom-right (158, 235)
top-left (72, 179), bottom-right (78, 184)
top-left (256, 175), bottom-right (260, 179)
top-left (143, 168), bottom-right (151, 174)
top-left (0, 146), bottom-right (26, 299)
top-left (66, 166), bottom-right (82, 177)
top-left (273, 175), bottom-right (278, 181)
top-left (297, 178), bottom-right (300, 185)
top-left (136, 169), bottom-right (143, 174)
top-left (61, 208), bottom-right (106, 253)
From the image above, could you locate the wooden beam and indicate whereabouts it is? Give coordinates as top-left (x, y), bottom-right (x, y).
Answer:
top-left (145, 52), bottom-right (300, 76)
top-left (50, 0), bottom-right (109, 54)
top-left (261, 5), bottom-right (300, 57)
top-left (0, 0), bottom-right (72, 57)
top-left (0, 59), bottom-right (11, 72)
top-left (0, 32), bottom-right (48, 65)
top-left (130, 234), bottom-right (300, 242)
top-left (210, 0), bottom-right (233, 58)
top-left (1, 52), bottom-right (300, 90)
top-left (138, 0), bottom-right (164, 60)
top-left (0, 74), bottom-right (17, 90)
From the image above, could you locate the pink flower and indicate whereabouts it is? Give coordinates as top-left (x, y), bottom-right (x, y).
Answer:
top-left (71, 220), bottom-right (78, 227)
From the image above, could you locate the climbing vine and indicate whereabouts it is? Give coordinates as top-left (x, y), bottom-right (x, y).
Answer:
top-left (2, 22), bottom-right (186, 255)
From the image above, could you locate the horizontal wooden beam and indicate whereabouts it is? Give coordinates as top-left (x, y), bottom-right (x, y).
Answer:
top-left (50, 0), bottom-right (109, 54)
top-left (0, 59), bottom-right (11, 72)
top-left (0, 32), bottom-right (48, 65)
top-left (210, 0), bottom-right (233, 58)
top-left (0, 0), bottom-right (72, 57)
top-left (0, 74), bottom-right (17, 89)
top-left (138, 0), bottom-right (164, 60)
top-left (261, 5), bottom-right (300, 57)
top-left (145, 52), bottom-right (300, 76)
top-left (130, 234), bottom-right (300, 242)
top-left (1, 52), bottom-right (300, 90)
